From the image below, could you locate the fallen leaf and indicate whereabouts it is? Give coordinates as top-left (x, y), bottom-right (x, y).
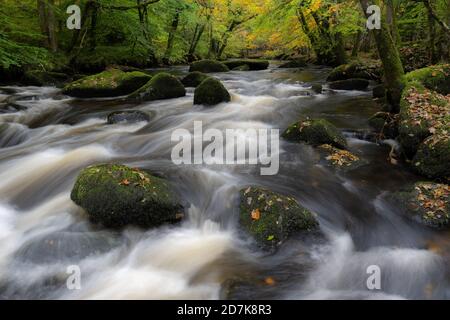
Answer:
top-left (264, 277), bottom-right (276, 286)
top-left (251, 208), bottom-right (261, 220)
top-left (119, 179), bottom-right (130, 186)
top-left (267, 235), bottom-right (274, 241)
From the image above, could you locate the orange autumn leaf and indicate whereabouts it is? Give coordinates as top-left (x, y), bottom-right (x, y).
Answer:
top-left (120, 179), bottom-right (130, 186)
top-left (264, 277), bottom-right (276, 286)
top-left (251, 208), bottom-right (261, 220)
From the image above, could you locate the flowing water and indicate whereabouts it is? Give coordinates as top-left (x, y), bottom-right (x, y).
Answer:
top-left (0, 63), bottom-right (449, 300)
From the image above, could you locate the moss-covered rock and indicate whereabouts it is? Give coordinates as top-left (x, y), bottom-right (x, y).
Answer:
top-left (412, 134), bottom-right (450, 181)
top-left (23, 70), bottom-right (68, 87)
top-left (223, 59), bottom-right (269, 71)
top-left (404, 64), bottom-right (450, 95)
top-left (189, 60), bottom-right (229, 73)
top-left (70, 164), bottom-right (184, 229)
top-left (232, 64), bottom-right (250, 71)
top-left (62, 69), bottom-right (151, 98)
top-left (107, 110), bottom-right (151, 124)
top-left (278, 59), bottom-right (307, 68)
top-left (369, 112), bottom-right (399, 138)
top-left (328, 78), bottom-right (369, 91)
top-left (327, 60), bottom-right (382, 82)
top-left (393, 182), bottom-right (449, 229)
top-left (181, 71), bottom-right (209, 88)
top-left (239, 187), bottom-right (318, 249)
top-left (282, 118), bottom-right (347, 149)
top-left (193, 77), bottom-right (231, 106)
top-left (128, 72), bottom-right (186, 101)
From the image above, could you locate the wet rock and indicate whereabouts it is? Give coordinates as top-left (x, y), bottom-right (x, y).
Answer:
top-left (328, 78), bottom-right (369, 91)
top-left (373, 84), bottom-right (386, 99)
top-left (278, 59), bottom-right (307, 68)
top-left (404, 64), bottom-right (450, 95)
top-left (181, 71), bottom-right (209, 88)
top-left (70, 164), bottom-right (184, 229)
top-left (128, 72), bottom-right (186, 101)
top-left (282, 118), bottom-right (347, 149)
top-left (413, 134), bottom-right (450, 181)
top-left (107, 110), bottom-right (151, 124)
top-left (318, 144), bottom-right (366, 171)
top-left (239, 187), bottom-right (318, 249)
top-left (393, 182), bottom-right (449, 229)
top-left (223, 59), bottom-right (269, 71)
top-left (194, 77), bottom-right (231, 106)
top-left (327, 60), bottom-right (382, 82)
top-left (189, 60), bottom-right (229, 73)
top-left (311, 84), bottom-right (323, 94)
top-left (62, 68), bottom-right (151, 98)
top-left (23, 70), bottom-right (68, 87)
top-left (368, 112), bottom-right (399, 139)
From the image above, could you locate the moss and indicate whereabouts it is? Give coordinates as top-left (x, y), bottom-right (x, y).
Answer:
top-left (413, 134), bottom-right (450, 181)
top-left (23, 70), bottom-right (68, 87)
top-left (63, 69), bottom-right (151, 98)
top-left (327, 60), bottom-right (382, 82)
top-left (189, 60), bottom-right (229, 73)
top-left (232, 64), bottom-right (250, 71)
top-left (181, 71), bottom-right (209, 88)
top-left (394, 182), bottom-right (449, 229)
top-left (128, 72), bottom-right (186, 101)
top-left (239, 187), bottom-right (318, 249)
top-left (282, 118), bottom-right (347, 149)
top-left (404, 64), bottom-right (450, 95)
top-left (278, 59), bottom-right (307, 68)
top-left (193, 77), bottom-right (231, 106)
top-left (328, 78), bottom-right (369, 91)
top-left (70, 164), bottom-right (184, 229)
top-left (223, 59), bottom-right (269, 71)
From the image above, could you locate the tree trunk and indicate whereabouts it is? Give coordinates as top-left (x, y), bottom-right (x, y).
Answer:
top-left (386, 0), bottom-right (401, 45)
top-left (360, 0), bottom-right (404, 111)
top-left (428, 9), bottom-right (437, 63)
top-left (47, 0), bottom-right (58, 52)
top-left (188, 24), bottom-right (205, 60)
top-left (37, 0), bottom-right (50, 48)
top-left (163, 9), bottom-right (181, 64)
top-left (351, 31), bottom-right (362, 57)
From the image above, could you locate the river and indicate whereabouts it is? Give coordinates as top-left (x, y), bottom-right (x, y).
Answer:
top-left (0, 63), bottom-right (449, 299)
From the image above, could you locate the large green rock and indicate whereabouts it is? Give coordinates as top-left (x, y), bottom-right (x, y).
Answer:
top-left (413, 134), bottom-right (450, 181)
top-left (23, 70), bottom-right (68, 87)
top-left (128, 72), bottom-right (186, 101)
top-left (282, 118), bottom-right (348, 149)
top-left (393, 182), bottom-right (449, 229)
top-left (328, 78), bottom-right (369, 91)
top-left (404, 64), bottom-right (450, 95)
top-left (278, 59), bottom-right (307, 68)
top-left (223, 59), bottom-right (269, 71)
top-left (181, 71), bottom-right (209, 88)
top-left (189, 60), bottom-right (229, 73)
top-left (71, 164), bottom-right (184, 229)
top-left (327, 60), bottom-right (382, 82)
top-left (239, 187), bottom-right (318, 249)
top-left (194, 77), bottom-right (231, 106)
top-left (62, 68), bottom-right (151, 98)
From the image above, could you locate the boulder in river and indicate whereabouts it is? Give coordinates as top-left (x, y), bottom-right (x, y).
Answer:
top-left (62, 68), bottom-right (151, 98)
top-left (327, 60), bottom-right (382, 82)
top-left (23, 70), bottom-right (69, 87)
top-left (412, 133), bottom-right (450, 181)
top-left (392, 182), bottom-right (449, 229)
top-left (128, 72), bottom-right (186, 101)
top-left (189, 60), bottom-right (229, 73)
top-left (368, 112), bottom-right (399, 139)
top-left (239, 187), bottom-right (318, 249)
top-left (311, 84), bottom-right (323, 94)
top-left (318, 144), bottom-right (365, 170)
top-left (328, 78), bottom-right (369, 91)
top-left (107, 110), bottom-right (152, 124)
top-left (223, 59), bottom-right (269, 71)
top-left (70, 164), bottom-right (184, 229)
top-left (181, 71), bottom-right (209, 88)
top-left (194, 77), bottom-right (231, 106)
top-left (282, 118), bottom-right (347, 149)
top-left (278, 59), bottom-right (307, 68)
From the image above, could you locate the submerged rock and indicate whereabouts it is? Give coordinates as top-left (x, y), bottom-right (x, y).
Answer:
top-left (189, 60), bottom-right (229, 73)
top-left (328, 78), bottom-right (369, 91)
top-left (393, 182), bottom-right (449, 229)
top-left (223, 59), bottom-right (269, 71)
top-left (62, 68), bottom-right (151, 98)
top-left (128, 72), bottom-right (186, 101)
top-left (194, 77), bottom-right (231, 106)
top-left (70, 164), bottom-right (184, 229)
top-left (311, 84), bottom-right (323, 94)
top-left (239, 187), bottom-right (318, 249)
top-left (318, 144), bottom-right (365, 170)
top-left (282, 118), bottom-right (347, 149)
top-left (107, 110), bottom-right (151, 124)
top-left (327, 60), bottom-right (382, 82)
top-left (181, 71), bottom-right (209, 88)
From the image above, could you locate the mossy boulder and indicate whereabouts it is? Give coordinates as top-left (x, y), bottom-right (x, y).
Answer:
top-left (404, 64), bottom-right (450, 95)
top-left (278, 59), bottom-right (307, 68)
top-left (62, 68), bottom-right (151, 98)
top-left (393, 182), bottom-right (449, 229)
top-left (328, 78), bottom-right (369, 91)
top-left (223, 59), bottom-right (269, 71)
top-left (107, 110), bottom-right (152, 124)
top-left (327, 60), bottom-right (382, 82)
top-left (128, 72), bottom-right (186, 101)
top-left (23, 70), bottom-right (68, 87)
top-left (181, 72), bottom-right (209, 88)
top-left (232, 64), bottom-right (250, 71)
top-left (368, 112), bottom-right (399, 138)
top-left (189, 60), bottom-right (229, 73)
top-left (282, 118), bottom-right (347, 149)
top-left (194, 77), bottom-right (231, 106)
top-left (412, 134), bottom-right (450, 181)
top-left (239, 187), bottom-right (318, 249)
top-left (70, 164), bottom-right (184, 229)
